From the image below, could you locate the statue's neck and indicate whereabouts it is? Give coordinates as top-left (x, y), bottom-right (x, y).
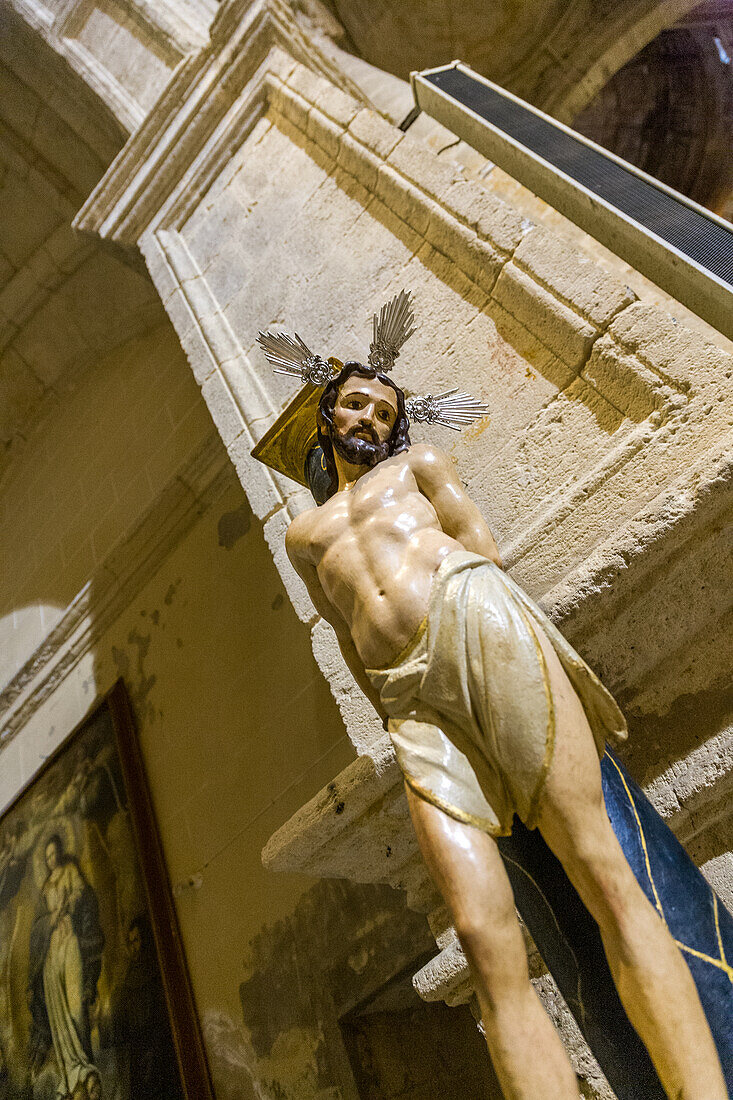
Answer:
top-left (334, 453), bottom-right (370, 492)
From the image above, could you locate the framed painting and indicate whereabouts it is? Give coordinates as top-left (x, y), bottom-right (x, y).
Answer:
top-left (0, 681), bottom-right (213, 1100)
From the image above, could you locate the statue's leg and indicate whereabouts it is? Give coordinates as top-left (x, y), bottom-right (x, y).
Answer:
top-left (404, 782), bottom-right (580, 1100)
top-left (533, 631), bottom-right (727, 1100)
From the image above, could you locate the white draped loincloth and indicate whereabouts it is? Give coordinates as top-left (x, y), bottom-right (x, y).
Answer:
top-left (366, 551), bottom-right (627, 836)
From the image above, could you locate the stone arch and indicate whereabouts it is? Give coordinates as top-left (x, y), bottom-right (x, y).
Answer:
top-left (319, 0), bottom-right (705, 120)
top-left (573, 15), bottom-right (733, 215)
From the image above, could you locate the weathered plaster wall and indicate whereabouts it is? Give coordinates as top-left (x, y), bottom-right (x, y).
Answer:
top-left (0, 323), bottom-right (213, 688)
top-left (0, 337), bottom-right (404, 1094)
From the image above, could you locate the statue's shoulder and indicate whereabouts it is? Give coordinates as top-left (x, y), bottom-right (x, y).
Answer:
top-left (405, 442), bottom-right (453, 473)
top-left (286, 502), bottom-right (319, 562)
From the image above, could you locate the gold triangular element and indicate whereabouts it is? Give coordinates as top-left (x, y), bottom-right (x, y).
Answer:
top-left (251, 357), bottom-right (342, 487)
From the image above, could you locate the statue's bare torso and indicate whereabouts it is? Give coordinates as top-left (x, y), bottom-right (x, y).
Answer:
top-left (287, 444), bottom-right (500, 669)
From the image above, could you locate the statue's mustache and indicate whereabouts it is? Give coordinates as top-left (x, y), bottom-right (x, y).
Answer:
top-left (346, 424), bottom-right (379, 443)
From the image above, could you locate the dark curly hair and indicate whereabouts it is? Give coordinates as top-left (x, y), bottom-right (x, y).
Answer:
top-left (307, 362), bottom-right (411, 504)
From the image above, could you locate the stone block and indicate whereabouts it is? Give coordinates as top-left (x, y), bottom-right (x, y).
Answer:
top-left (139, 233), bottom-right (178, 303)
top-left (388, 136), bottom-right (462, 204)
top-left (270, 82), bottom-right (310, 134)
top-left (199, 310), bottom-right (242, 368)
top-left (607, 301), bottom-right (732, 392)
top-left (332, 165), bottom-right (372, 211)
top-left (348, 109), bottom-right (403, 160)
top-left (310, 618), bottom-right (384, 754)
top-left (443, 179), bottom-right (529, 255)
top-left (582, 335), bottom-right (672, 421)
top-left (513, 227), bottom-right (636, 329)
top-left (265, 46), bottom-right (299, 84)
top-left (176, 318), bottom-right (219, 386)
top-left (305, 107), bottom-right (343, 162)
top-left (336, 132), bottom-right (379, 192)
top-left (263, 507), bottom-right (317, 625)
top-left (201, 371), bottom-right (245, 447)
top-left (285, 64), bottom-right (334, 111)
top-left (309, 82), bottom-right (360, 129)
top-left (492, 262), bottom-right (596, 372)
top-left (223, 360), bottom-right (275, 433)
top-left (285, 488), bottom-right (316, 519)
top-left (375, 165), bottom-right (430, 238)
top-left (159, 285), bottom-right (199, 351)
top-left (424, 205), bottom-right (503, 293)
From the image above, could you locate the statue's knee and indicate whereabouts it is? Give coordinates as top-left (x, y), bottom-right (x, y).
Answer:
top-left (453, 900), bottom-right (525, 985)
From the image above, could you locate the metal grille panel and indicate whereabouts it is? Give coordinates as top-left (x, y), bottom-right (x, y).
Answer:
top-left (424, 67), bottom-right (733, 287)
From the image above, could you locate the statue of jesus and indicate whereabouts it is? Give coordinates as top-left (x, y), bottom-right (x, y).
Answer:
top-left (283, 357), bottom-right (726, 1100)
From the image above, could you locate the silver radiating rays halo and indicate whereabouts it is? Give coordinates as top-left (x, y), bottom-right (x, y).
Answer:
top-left (256, 330), bottom-right (332, 386)
top-left (368, 289), bottom-right (416, 372)
top-left (405, 389), bottom-right (489, 431)
top-left (255, 294), bottom-right (490, 437)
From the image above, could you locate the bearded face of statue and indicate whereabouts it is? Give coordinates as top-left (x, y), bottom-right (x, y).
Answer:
top-left (329, 374), bottom-right (400, 469)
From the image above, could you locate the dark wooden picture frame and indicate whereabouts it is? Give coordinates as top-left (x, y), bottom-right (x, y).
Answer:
top-left (0, 680), bottom-right (213, 1100)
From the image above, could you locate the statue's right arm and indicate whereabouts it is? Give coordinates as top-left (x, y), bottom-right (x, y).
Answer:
top-left (285, 518), bottom-right (388, 723)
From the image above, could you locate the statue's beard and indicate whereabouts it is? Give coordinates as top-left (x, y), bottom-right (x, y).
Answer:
top-left (331, 427), bottom-right (391, 468)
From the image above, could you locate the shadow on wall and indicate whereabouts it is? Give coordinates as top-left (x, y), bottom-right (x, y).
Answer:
top-left (0, 403), bottom-right (364, 1100)
top-left (203, 877), bottom-right (501, 1100)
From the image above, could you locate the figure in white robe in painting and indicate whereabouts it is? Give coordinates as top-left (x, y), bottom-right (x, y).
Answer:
top-left (28, 835), bottom-right (104, 1099)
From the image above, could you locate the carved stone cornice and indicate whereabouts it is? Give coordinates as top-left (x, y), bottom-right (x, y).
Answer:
top-left (6, 0), bottom-right (216, 133)
top-left (74, 0), bottom-right (367, 246)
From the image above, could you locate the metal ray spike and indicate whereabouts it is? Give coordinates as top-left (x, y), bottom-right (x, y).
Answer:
top-left (368, 289), bottom-right (416, 372)
top-left (405, 389), bottom-right (489, 431)
top-left (257, 330), bottom-right (332, 386)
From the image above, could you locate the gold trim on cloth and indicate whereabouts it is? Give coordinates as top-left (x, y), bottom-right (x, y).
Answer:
top-left (403, 773), bottom-right (508, 837)
top-left (366, 614), bottom-right (428, 674)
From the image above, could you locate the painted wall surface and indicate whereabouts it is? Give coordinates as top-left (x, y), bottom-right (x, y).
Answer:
top-left (0, 420), bottom-right (380, 1094)
top-left (0, 323), bottom-right (215, 689)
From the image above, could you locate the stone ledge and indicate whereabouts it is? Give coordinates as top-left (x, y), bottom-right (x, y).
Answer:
top-left (492, 261), bottom-right (596, 372)
top-left (606, 301), bottom-right (732, 392)
top-left (512, 226), bottom-right (636, 329)
top-left (581, 334), bottom-right (676, 420)
top-left (442, 179), bottom-right (528, 255)
top-left (262, 734), bottom-right (402, 874)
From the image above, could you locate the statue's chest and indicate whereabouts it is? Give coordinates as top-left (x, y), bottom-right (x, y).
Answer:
top-left (314, 463), bottom-right (415, 550)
